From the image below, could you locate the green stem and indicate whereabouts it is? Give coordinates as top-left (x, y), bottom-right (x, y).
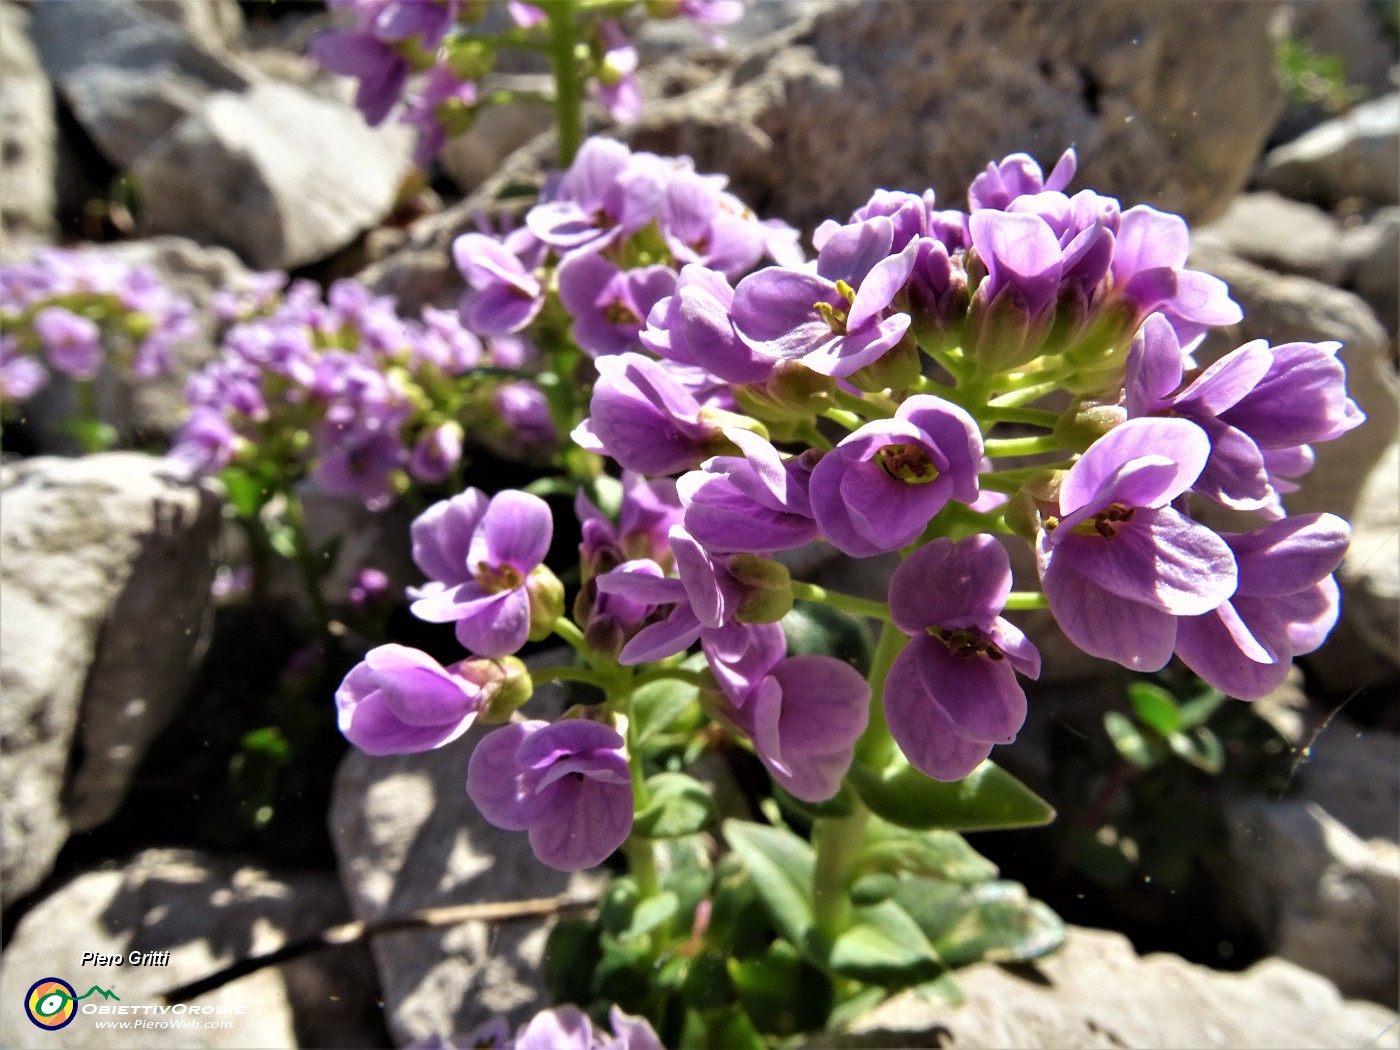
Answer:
top-left (282, 491), bottom-right (331, 635)
top-left (854, 621), bottom-right (908, 771)
top-left (832, 387), bottom-right (892, 419)
top-left (990, 377), bottom-right (1061, 407)
top-left (925, 345), bottom-right (971, 383)
top-left (979, 462), bottom-right (1075, 492)
top-left (632, 666), bottom-right (704, 689)
top-left (982, 406), bottom-right (1061, 428)
top-left (552, 617), bottom-right (592, 658)
top-left (797, 423), bottom-right (833, 452)
top-left (1004, 591), bottom-right (1050, 611)
top-left (820, 407), bottom-right (863, 431)
top-left (811, 805), bottom-right (870, 941)
top-left (545, 0), bottom-right (584, 168)
top-left (790, 581), bottom-right (893, 622)
top-left (530, 665), bottom-right (613, 689)
top-left (985, 434), bottom-right (1065, 458)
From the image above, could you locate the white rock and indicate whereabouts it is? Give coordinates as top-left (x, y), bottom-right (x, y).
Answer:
top-left (1261, 92), bottom-right (1400, 208)
top-left (0, 454), bottom-right (221, 903)
top-left (133, 80), bottom-right (413, 270)
top-left (0, 849), bottom-right (382, 1048)
top-left (0, 2), bottom-right (57, 251)
top-left (134, 0), bottom-right (245, 54)
top-left (805, 925), bottom-right (1399, 1048)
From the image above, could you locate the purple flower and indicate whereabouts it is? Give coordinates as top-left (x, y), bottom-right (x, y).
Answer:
top-left (730, 655), bottom-right (871, 801)
top-left (415, 308), bottom-right (484, 374)
top-left (494, 382), bottom-right (557, 447)
top-left (1174, 514), bottom-right (1349, 700)
top-left (810, 394), bottom-right (982, 557)
top-left (349, 566), bottom-right (391, 609)
top-left (34, 306), bottom-right (102, 379)
top-left (170, 407), bottom-right (239, 475)
top-left (373, 0), bottom-right (461, 49)
top-left (336, 644), bottom-right (483, 755)
top-left (1036, 418), bottom-right (1237, 670)
top-left (885, 537), bottom-right (1040, 781)
top-left (580, 558), bottom-right (667, 658)
top-left (679, 429), bottom-right (820, 553)
top-left (658, 170), bottom-right (767, 278)
top-left (700, 620), bottom-right (787, 706)
top-left (467, 719), bottom-right (633, 871)
top-left (640, 264), bottom-right (772, 384)
top-left (315, 423), bottom-right (407, 510)
top-left (409, 488), bottom-right (554, 657)
top-left (0, 338), bottom-right (47, 403)
top-left (403, 61), bottom-right (478, 167)
top-left (408, 420), bottom-right (464, 484)
top-left (526, 138), bottom-right (667, 255)
top-left (592, 21), bottom-right (642, 123)
top-left (731, 216), bottom-right (917, 377)
top-left (557, 254), bottom-right (676, 358)
top-left (968, 150), bottom-right (1077, 212)
top-left (311, 28), bottom-right (410, 126)
top-left (576, 472), bottom-right (684, 573)
top-left (453, 232), bottom-right (545, 336)
top-left (573, 353), bottom-right (730, 476)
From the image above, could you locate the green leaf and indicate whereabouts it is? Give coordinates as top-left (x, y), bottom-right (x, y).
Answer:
top-left (1175, 689), bottom-right (1225, 730)
top-left (891, 875), bottom-right (969, 945)
top-left (634, 773), bottom-right (716, 839)
top-left (266, 521), bottom-right (299, 560)
top-left (781, 601), bottom-right (875, 675)
top-left (692, 1004), bottom-right (766, 1050)
top-left (1169, 726), bottom-right (1225, 774)
top-left (860, 818), bottom-right (999, 883)
top-left (829, 900), bottom-right (945, 986)
top-left (1126, 682), bottom-right (1181, 736)
top-left (826, 985), bottom-right (888, 1031)
top-left (849, 757), bottom-right (1056, 832)
top-left (218, 467), bottom-right (271, 519)
top-left (632, 678), bottom-right (699, 747)
top-left (681, 950), bottom-right (736, 1011)
top-left (599, 876), bottom-right (640, 937)
top-left (850, 871), bottom-right (900, 906)
top-left (930, 882), bottom-right (1067, 968)
top-left (728, 941), bottom-right (832, 1036)
top-left (1104, 710), bottom-right (1158, 769)
top-left (543, 919), bottom-right (602, 1006)
top-left (65, 418), bottom-right (119, 454)
top-left (627, 892), bottom-right (680, 939)
top-left (722, 820), bottom-right (815, 950)
top-left (708, 863), bottom-right (771, 960)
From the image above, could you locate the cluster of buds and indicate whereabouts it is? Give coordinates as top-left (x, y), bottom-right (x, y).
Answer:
top-left (171, 275), bottom-right (555, 509)
top-left (337, 138), bottom-right (1363, 878)
top-left (0, 248), bottom-right (195, 410)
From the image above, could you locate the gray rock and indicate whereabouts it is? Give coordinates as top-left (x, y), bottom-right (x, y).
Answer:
top-left (438, 75), bottom-right (556, 195)
top-left (1194, 192), bottom-right (1346, 285)
top-left (28, 0), bottom-right (255, 169)
top-left (1339, 438), bottom-right (1399, 669)
top-left (0, 454), bottom-right (221, 903)
top-left (1224, 797), bottom-right (1399, 1005)
top-left (363, 0), bottom-right (1285, 316)
top-left (0, 2), bottom-right (57, 251)
top-left (1261, 92), bottom-right (1400, 208)
top-left (329, 651), bottom-right (604, 1046)
top-left (0, 848), bottom-right (383, 1049)
top-left (1341, 206), bottom-right (1400, 337)
top-left (805, 925), bottom-right (1399, 1048)
top-left (133, 79), bottom-right (413, 270)
top-left (134, 0), bottom-right (245, 54)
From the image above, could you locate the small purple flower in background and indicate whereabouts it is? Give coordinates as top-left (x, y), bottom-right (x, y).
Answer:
top-left (34, 306), bottom-right (102, 379)
top-left (885, 536), bottom-right (1040, 781)
top-left (408, 420), bottom-right (464, 484)
top-left (349, 567), bottom-right (391, 609)
top-left (409, 488), bottom-right (554, 657)
top-left (809, 394), bottom-right (983, 557)
top-left (731, 215), bottom-right (917, 377)
top-left (453, 232), bottom-right (545, 336)
top-left (526, 138), bottom-right (667, 255)
top-left (372, 0), bottom-right (461, 50)
top-left (310, 28), bottom-right (411, 126)
top-left (1175, 513), bottom-right (1350, 700)
top-left (403, 61), bottom-right (479, 167)
top-left (467, 719), bottom-right (633, 871)
top-left (336, 644), bottom-right (483, 755)
top-left (494, 382), bottom-right (557, 447)
top-left (1036, 417), bottom-right (1237, 671)
top-left (593, 21), bottom-right (642, 123)
top-left (314, 422), bottom-right (407, 511)
top-left (169, 407), bottom-right (240, 475)
top-left (573, 353), bottom-right (731, 476)
top-left (0, 336), bottom-right (47, 403)
top-left (557, 254), bottom-right (676, 357)
top-left (679, 429), bottom-right (821, 554)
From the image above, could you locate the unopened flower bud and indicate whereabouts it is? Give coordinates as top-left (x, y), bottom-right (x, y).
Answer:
top-left (1003, 470), bottom-right (1065, 541)
top-left (460, 656), bottom-right (534, 724)
top-left (526, 565), bottom-right (565, 641)
top-left (446, 38), bottom-right (494, 82)
top-left (1052, 398), bottom-right (1127, 453)
top-left (1061, 300), bottom-right (1140, 393)
top-left (848, 332), bottom-right (920, 393)
top-left (583, 615), bottom-right (626, 661)
top-left (964, 284), bottom-right (1052, 375)
top-left (735, 361), bottom-right (834, 424)
top-left (728, 554), bottom-right (793, 624)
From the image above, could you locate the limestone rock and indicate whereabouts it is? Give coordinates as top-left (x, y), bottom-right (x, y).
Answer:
top-left (0, 848), bottom-right (382, 1048)
top-left (329, 652), bottom-right (603, 1046)
top-left (0, 454), bottom-right (222, 903)
top-left (133, 80), bottom-right (413, 270)
top-left (0, 2), bottom-right (57, 251)
top-left (1338, 438), bottom-right (1400, 671)
top-left (28, 0), bottom-right (255, 169)
top-left (1224, 797), bottom-right (1399, 1005)
top-left (1261, 92), bottom-right (1400, 209)
top-left (1341, 206), bottom-right (1400, 337)
top-left (1194, 192), bottom-right (1346, 285)
top-left (133, 0), bottom-right (245, 54)
top-left (805, 925), bottom-right (1399, 1048)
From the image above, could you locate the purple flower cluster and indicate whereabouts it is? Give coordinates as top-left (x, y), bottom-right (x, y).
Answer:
top-left (171, 276), bottom-right (556, 507)
top-left (0, 248), bottom-right (195, 405)
top-left (312, 0), bottom-right (747, 165)
top-left (418, 1005), bottom-right (662, 1050)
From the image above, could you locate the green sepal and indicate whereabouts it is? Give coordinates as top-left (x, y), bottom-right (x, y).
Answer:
top-left (633, 773), bottom-right (716, 839)
top-left (849, 756), bottom-right (1056, 832)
